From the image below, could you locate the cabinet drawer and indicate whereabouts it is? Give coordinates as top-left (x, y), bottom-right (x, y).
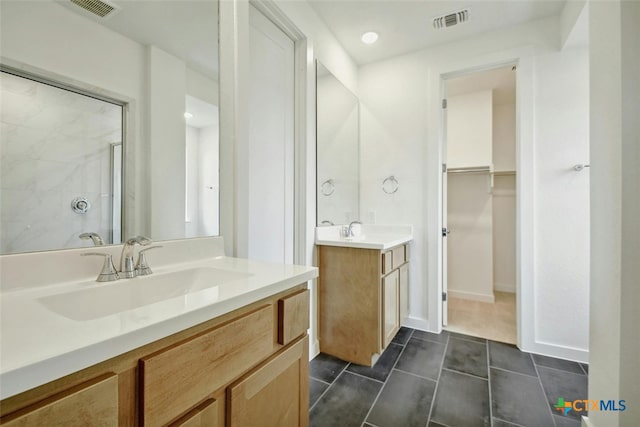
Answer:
top-left (169, 399), bottom-right (220, 427)
top-left (391, 245), bottom-right (407, 270)
top-left (382, 251), bottom-right (393, 275)
top-left (1, 374), bottom-right (118, 427)
top-left (278, 289), bottom-right (310, 345)
top-left (140, 306), bottom-right (274, 426)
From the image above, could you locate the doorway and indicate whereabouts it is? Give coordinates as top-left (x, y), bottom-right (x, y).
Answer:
top-left (442, 65), bottom-right (517, 344)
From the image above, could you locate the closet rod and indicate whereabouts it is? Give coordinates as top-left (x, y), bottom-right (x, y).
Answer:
top-left (447, 166), bottom-right (492, 174)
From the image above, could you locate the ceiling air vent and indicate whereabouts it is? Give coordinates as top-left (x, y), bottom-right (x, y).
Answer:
top-left (69, 0), bottom-right (119, 18)
top-left (433, 9), bottom-right (469, 29)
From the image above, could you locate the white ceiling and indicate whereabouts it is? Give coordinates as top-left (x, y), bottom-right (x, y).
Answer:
top-left (308, 0), bottom-right (566, 65)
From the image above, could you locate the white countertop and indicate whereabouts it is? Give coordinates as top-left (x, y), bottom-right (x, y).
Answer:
top-left (315, 224), bottom-right (413, 250)
top-left (0, 240), bottom-right (317, 399)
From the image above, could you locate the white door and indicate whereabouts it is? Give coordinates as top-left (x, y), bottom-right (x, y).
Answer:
top-left (248, 5), bottom-right (295, 264)
top-left (442, 96), bottom-right (449, 327)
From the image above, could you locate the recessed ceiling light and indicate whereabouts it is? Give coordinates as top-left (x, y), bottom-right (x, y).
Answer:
top-left (184, 112), bottom-right (193, 119)
top-left (361, 32), bottom-right (378, 44)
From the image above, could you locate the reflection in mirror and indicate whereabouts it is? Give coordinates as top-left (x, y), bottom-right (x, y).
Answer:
top-left (0, 0), bottom-right (219, 254)
top-left (316, 61), bottom-right (359, 226)
top-left (0, 70), bottom-right (124, 253)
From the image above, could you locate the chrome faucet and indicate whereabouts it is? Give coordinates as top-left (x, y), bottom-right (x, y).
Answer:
top-left (347, 221), bottom-right (362, 238)
top-left (79, 232), bottom-right (104, 246)
top-left (120, 236), bottom-right (151, 278)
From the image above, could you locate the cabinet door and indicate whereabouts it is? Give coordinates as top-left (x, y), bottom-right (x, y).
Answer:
top-left (399, 263), bottom-right (409, 322)
top-left (228, 336), bottom-right (309, 427)
top-left (169, 399), bottom-right (220, 427)
top-left (382, 270), bottom-right (400, 348)
top-left (1, 374), bottom-right (118, 427)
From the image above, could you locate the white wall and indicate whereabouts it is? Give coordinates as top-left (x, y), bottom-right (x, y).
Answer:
top-left (447, 173), bottom-right (494, 302)
top-left (447, 90), bottom-right (493, 169)
top-left (359, 16), bottom-right (590, 360)
top-left (588, 0), bottom-right (640, 425)
top-left (493, 103), bottom-right (516, 172)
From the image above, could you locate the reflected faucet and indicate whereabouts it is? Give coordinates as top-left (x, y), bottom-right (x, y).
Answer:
top-left (120, 236), bottom-right (151, 278)
top-left (79, 232), bottom-right (104, 246)
top-left (347, 221), bottom-right (362, 238)
top-left (321, 220), bottom-right (334, 226)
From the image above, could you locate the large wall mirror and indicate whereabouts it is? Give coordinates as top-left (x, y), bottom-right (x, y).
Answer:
top-left (316, 61), bottom-right (359, 226)
top-left (0, 0), bottom-right (219, 254)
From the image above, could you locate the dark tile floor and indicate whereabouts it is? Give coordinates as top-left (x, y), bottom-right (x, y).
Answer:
top-left (310, 328), bottom-right (588, 427)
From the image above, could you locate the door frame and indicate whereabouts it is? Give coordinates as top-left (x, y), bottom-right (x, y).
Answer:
top-left (219, 0), bottom-right (309, 266)
top-left (426, 46), bottom-right (536, 353)
top-left (439, 62), bottom-right (518, 334)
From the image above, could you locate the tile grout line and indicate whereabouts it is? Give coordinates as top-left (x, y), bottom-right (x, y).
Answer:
top-left (309, 376), bottom-right (332, 386)
top-left (345, 369), bottom-right (385, 385)
top-left (425, 331), bottom-right (450, 426)
top-left (440, 367), bottom-right (489, 382)
top-left (530, 352), bottom-right (561, 427)
top-left (533, 363), bottom-right (587, 377)
top-left (309, 359), bottom-right (350, 412)
top-left (493, 416), bottom-right (528, 427)
top-left (359, 328), bottom-right (415, 427)
top-left (487, 340), bottom-right (494, 426)
top-left (392, 367), bottom-right (438, 383)
top-left (490, 365), bottom-right (540, 379)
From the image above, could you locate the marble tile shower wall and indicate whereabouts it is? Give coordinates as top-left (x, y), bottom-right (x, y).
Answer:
top-left (0, 72), bottom-right (122, 253)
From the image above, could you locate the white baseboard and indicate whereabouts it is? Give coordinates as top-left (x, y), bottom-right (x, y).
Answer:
top-left (449, 289), bottom-right (496, 303)
top-left (522, 339), bottom-right (589, 364)
top-left (402, 316), bottom-right (430, 332)
top-left (309, 338), bottom-right (320, 361)
top-left (494, 282), bottom-right (516, 293)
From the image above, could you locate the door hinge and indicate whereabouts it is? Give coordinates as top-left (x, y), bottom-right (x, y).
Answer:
top-left (442, 292), bottom-right (447, 302)
top-left (442, 227), bottom-right (450, 237)
top-left (442, 163), bottom-right (447, 173)
top-left (442, 99), bottom-right (447, 109)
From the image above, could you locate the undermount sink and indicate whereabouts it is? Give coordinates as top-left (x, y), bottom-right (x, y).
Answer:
top-left (39, 267), bottom-right (253, 321)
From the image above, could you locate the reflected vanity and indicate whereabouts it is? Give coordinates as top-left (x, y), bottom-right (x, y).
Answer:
top-left (0, 0), bottom-right (220, 255)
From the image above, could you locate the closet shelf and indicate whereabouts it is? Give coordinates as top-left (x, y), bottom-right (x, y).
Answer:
top-left (447, 166), bottom-right (492, 174)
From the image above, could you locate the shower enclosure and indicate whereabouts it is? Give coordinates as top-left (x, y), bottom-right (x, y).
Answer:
top-left (0, 68), bottom-right (124, 254)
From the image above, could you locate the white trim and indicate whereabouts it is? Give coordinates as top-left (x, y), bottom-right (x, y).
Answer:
top-left (427, 47), bottom-right (536, 357)
top-left (494, 282), bottom-right (516, 293)
top-left (309, 338), bottom-right (320, 360)
top-left (528, 341), bottom-right (589, 364)
top-left (448, 290), bottom-right (496, 303)
top-left (403, 315), bottom-right (430, 332)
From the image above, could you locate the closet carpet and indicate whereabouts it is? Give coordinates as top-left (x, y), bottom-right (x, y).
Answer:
top-left (446, 291), bottom-right (516, 344)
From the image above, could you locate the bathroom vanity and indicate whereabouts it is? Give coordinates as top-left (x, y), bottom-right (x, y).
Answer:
top-left (315, 225), bottom-right (412, 366)
top-left (0, 237), bottom-right (317, 426)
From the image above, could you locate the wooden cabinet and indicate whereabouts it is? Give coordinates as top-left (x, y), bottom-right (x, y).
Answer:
top-left (318, 244), bottom-right (409, 366)
top-left (0, 374), bottom-right (118, 427)
top-left (0, 286), bottom-right (310, 427)
top-left (228, 336), bottom-right (309, 427)
top-left (382, 270), bottom-right (400, 348)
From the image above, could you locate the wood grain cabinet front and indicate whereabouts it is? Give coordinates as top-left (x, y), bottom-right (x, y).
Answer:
top-left (0, 374), bottom-right (118, 427)
top-left (0, 284), bottom-right (310, 427)
top-left (319, 244), bottom-right (409, 366)
top-left (228, 336), bottom-right (309, 427)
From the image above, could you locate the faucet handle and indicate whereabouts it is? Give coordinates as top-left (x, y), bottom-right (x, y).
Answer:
top-left (135, 246), bottom-right (163, 276)
top-left (81, 252), bottom-right (119, 282)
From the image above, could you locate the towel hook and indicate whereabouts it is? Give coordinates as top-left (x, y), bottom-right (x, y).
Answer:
top-left (573, 164), bottom-right (590, 172)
